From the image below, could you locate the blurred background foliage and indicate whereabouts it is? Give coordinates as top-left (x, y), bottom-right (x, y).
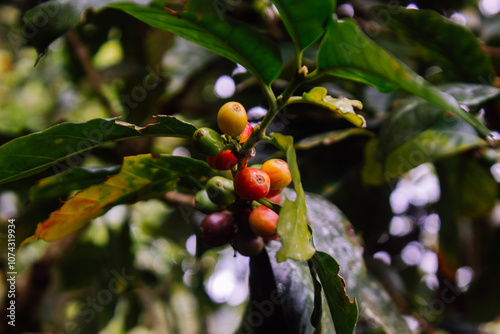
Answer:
top-left (1, 0), bottom-right (500, 333)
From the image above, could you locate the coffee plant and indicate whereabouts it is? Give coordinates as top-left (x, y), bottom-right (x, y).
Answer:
top-left (1, 0), bottom-right (500, 333)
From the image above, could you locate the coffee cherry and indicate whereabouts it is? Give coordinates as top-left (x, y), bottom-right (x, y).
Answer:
top-left (192, 127), bottom-right (225, 156)
top-left (233, 230), bottom-right (264, 256)
top-left (234, 168), bottom-right (270, 200)
top-left (200, 212), bottom-right (234, 247)
top-left (195, 189), bottom-right (220, 213)
top-left (261, 159), bottom-right (292, 190)
top-left (205, 176), bottom-right (236, 206)
top-left (266, 188), bottom-right (283, 198)
top-left (217, 102), bottom-right (248, 137)
top-left (207, 150), bottom-right (238, 170)
top-left (266, 193), bottom-right (282, 204)
top-left (239, 122), bottom-right (253, 143)
top-left (249, 206), bottom-right (279, 238)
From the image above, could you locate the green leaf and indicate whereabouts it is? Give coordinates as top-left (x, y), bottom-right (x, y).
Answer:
top-left (271, 0), bottom-right (335, 51)
top-left (111, 2), bottom-right (282, 86)
top-left (23, 154), bottom-right (212, 244)
top-left (23, 1), bottom-right (81, 55)
top-left (0, 116), bottom-right (197, 184)
top-left (268, 133), bottom-right (316, 262)
top-left (29, 165), bottom-right (120, 200)
top-left (378, 98), bottom-right (487, 179)
top-left (21, 0), bottom-right (150, 56)
top-left (308, 261), bottom-right (324, 332)
top-left (246, 190), bottom-right (409, 333)
top-left (439, 83), bottom-right (500, 109)
top-left (372, 7), bottom-right (494, 83)
top-left (296, 128), bottom-right (373, 150)
top-left (239, 241), bottom-right (335, 333)
top-left (289, 87), bottom-right (366, 127)
top-left (304, 191), bottom-right (409, 332)
top-left (317, 18), bottom-right (491, 137)
top-left (310, 252), bottom-right (358, 334)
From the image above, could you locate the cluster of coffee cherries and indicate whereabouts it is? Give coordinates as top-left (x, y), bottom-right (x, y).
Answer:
top-left (192, 102), bottom-right (292, 256)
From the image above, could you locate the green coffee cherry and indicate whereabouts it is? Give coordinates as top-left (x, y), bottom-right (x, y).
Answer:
top-left (206, 176), bottom-right (236, 206)
top-left (195, 189), bottom-right (220, 213)
top-left (192, 127), bottom-right (225, 156)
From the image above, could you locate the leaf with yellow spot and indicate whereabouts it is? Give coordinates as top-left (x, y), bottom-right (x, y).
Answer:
top-left (22, 154), bottom-right (212, 245)
top-left (289, 87), bottom-right (366, 128)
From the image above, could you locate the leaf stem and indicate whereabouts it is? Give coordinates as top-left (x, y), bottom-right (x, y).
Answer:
top-left (238, 52), bottom-right (305, 167)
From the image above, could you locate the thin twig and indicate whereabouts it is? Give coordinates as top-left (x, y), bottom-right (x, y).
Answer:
top-left (66, 29), bottom-right (120, 118)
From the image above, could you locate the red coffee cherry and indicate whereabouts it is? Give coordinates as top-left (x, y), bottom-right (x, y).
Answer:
top-left (261, 159), bottom-right (292, 190)
top-left (266, 193), bottom-right (282, 204)
top-left (249, 205), bottom-right (279, 238)
top-left (217, 102), bottom-right (248, 137)
top-left (207, 150), bottom-right (238, 170)
top-left (266, 188), bottom-right (283, 198)
top-left (239, 122), bottom-right (253, 143)
top-left (234, 168), bottom-right (270, 200)
top-left (200, 212), bottom-right (234, 247)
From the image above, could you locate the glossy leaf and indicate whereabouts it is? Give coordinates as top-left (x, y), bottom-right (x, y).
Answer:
top-left (243, 190), bottom-right (409, 332)
top-left (0, 116), bottom-right (197, 184)
top-left (29, 165), bottom-right (120, 200)
top-left (289, 87), bottom-right (366, 127)
top-left (305, 191), bottom-right (409, 332)
top-left (378, 98), bottom-right (487, 179)
top-left (268, 134), bottom-right (316, 262)
top-left (271, 0), bottom-right (335, 51)
top-left (23, 154), bottom-right (212, 244)
top-left (439, 83), bottom-right (500, 109)
top-left (372, 6), bottom-right (494, 83)
top-left (239, 241), bottom-right (335, 334)
top-left (317, 18), bottom-right (491, 137)
top-left (111, 2), bottom-right (282, 86)
top-left (310, 252), bottom-right (358, 334)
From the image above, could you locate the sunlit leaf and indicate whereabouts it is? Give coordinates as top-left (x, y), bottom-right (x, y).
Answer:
top-left (22, 154), bottom-right (211, 244)
top-left (310, 251), bottom-right (358, 334)
top-left (0, 116), bottom-right (197, 184)
top-left (111, 2), bottom-right (282, 86)
top-left (271, 0), bottom-right (335, 51)
top-left (317, 18), bottom-right (491, 137)
top-left (268, 134), bottom-right (316, 262)
top-left (289, 87), bottom-right (366, 127)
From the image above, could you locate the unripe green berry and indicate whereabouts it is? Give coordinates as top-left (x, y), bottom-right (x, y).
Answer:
top-left (192, 127), bottom-right (225, 156)
top-left (206, 176), bottom-right (236, 206)
top-left (195, 189), bottom-right (220, 213)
